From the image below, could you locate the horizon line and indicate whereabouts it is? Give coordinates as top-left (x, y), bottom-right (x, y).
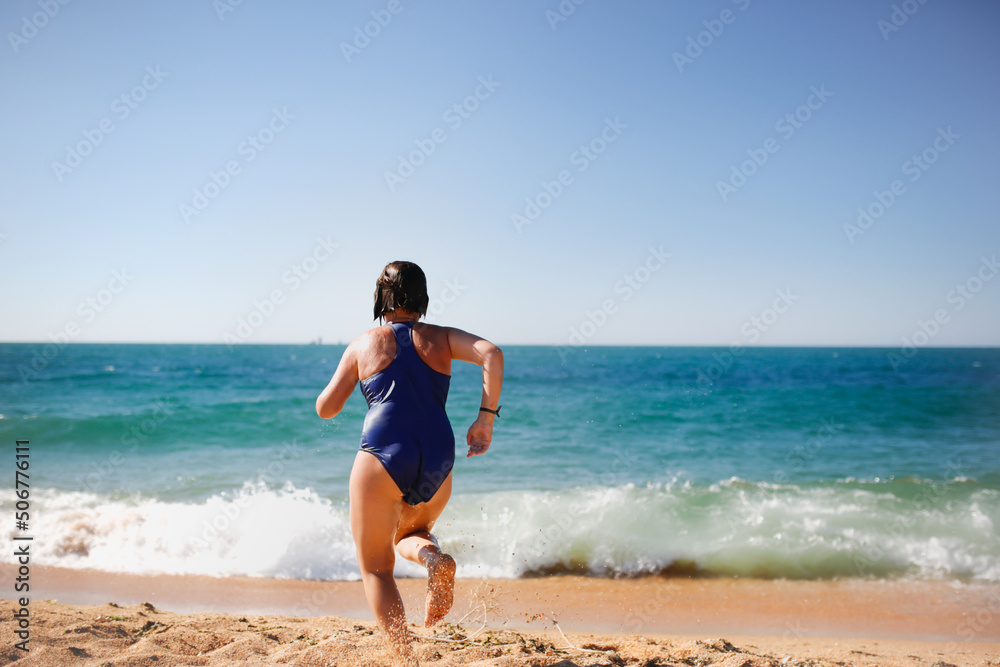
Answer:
top-left (1, 341), bottom-right (998, 350)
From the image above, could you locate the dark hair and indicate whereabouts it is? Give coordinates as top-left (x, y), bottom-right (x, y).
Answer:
top-left (373, 261), bottom-right (429, 321)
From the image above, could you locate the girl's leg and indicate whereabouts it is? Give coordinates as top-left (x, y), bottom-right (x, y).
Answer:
top-left (349, 451), bottom-right (415, 663)
top-left (395, 472), bottom-right (457, 627)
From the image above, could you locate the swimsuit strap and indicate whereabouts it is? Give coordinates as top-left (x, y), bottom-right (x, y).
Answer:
top-left (389, 321), bottom-right (416, 360)
top-left (388, 321), bottom-right (447, 383)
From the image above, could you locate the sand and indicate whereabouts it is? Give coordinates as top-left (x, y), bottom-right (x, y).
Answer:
top-left (1, 565), bottom-right (998, 666)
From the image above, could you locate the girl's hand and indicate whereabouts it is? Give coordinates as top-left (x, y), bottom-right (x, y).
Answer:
top-left (466, 416), bottom-right (493, 457)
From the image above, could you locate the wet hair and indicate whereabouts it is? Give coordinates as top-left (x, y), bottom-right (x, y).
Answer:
top-left (373, 261), bottom-right (429, 321)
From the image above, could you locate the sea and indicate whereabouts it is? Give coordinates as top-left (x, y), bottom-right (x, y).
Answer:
top-left (1, 343), bottom-right (998, 584)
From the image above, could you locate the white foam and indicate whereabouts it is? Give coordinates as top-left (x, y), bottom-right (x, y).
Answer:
top-left (3, 480), bottom-right (998, 582)
top-left (3, 484), bottom-right (364, 579)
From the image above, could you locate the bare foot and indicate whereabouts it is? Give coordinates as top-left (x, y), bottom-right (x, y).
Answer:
top-left (424, 552), bottom-right (456, 627)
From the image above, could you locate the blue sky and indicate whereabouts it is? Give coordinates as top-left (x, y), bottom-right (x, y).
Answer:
top-left (2, 0), bottom-right (998, 347)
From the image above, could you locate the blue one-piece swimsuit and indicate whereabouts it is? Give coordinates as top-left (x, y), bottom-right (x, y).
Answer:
top-left (359, 321), bottom-right (455, 505)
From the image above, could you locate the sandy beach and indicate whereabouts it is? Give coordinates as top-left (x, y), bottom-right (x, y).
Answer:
top-left (2, 565), bottom-right (998, 666)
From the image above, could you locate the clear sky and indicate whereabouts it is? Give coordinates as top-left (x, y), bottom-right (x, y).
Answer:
top-left (2, 0), bottom-right (998, 347)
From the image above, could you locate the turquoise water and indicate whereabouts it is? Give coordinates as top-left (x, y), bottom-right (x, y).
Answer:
top-left (1, 343), bottom-right (998, 581)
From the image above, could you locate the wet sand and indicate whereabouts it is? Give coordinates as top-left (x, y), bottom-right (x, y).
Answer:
top-left (1, 565), bottom-right (998, 665)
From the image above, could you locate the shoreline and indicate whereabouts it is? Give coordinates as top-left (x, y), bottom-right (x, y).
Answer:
top-left (3, 564), bottom-right (998, 640)
top-left (1, 566), bottom-right (998, 666)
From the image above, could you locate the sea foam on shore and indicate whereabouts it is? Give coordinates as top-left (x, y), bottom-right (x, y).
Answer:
top-left (6, 474), bottom-right (997, 582)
